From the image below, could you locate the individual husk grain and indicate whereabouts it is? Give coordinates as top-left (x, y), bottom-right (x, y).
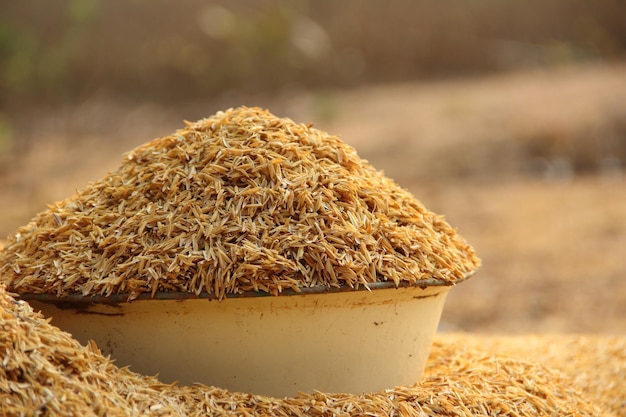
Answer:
top-left (0, 284), bottom-right (610, 417)
top-left (0, 106), bottom-right (479, 299)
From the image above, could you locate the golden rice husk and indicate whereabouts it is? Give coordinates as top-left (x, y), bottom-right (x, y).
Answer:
top-left (1, 284), bottom-right (616, 417)
top-left (440, 333), bottom-right (626, 417)
top-left (0, 107), bottom-right (479, 299)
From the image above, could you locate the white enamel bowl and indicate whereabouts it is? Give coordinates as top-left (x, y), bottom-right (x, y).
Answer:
top-left (23, 278), bottom-right (470, 398)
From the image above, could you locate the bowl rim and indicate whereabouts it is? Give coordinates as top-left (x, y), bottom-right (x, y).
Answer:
top-left (17, 271), bottom-right (475, 304)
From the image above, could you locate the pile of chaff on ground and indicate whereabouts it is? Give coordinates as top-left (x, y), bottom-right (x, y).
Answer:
top-left (2, 284), bottom-right (623, 416)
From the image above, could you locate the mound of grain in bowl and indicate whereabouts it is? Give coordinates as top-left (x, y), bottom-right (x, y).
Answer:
top-left (0, 283), bottom-right (608, 416)
top-left (0, 106), bottom-right (479, 299)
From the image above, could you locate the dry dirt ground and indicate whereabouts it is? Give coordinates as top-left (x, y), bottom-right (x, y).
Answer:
top-left (1, 63), bottom-right (625, 334)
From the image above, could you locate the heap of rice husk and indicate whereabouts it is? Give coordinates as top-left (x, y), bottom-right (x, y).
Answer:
top-left (1, 284), bottom-right (612, 417)
top-left (0, 106), bottom-right (479, 299)
top-left (443, 333), bottom-right (626, 417)
top-left (0, 284), bottom-right (185, 416)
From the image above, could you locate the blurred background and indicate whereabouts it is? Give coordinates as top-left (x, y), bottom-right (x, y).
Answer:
top-left (1, 0), bottom-right (625, 334)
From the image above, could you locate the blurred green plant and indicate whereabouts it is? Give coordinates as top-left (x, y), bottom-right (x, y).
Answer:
top-left (0, 19), bottom-right (37, 94)
top-left (0, 0), bottom-right (100, 105)
top-left (312, 91), bottom-right (339, 123)
top-left (0, 112), bottom-right (13, 173)
top-left (194, 4), bottom-right (330, 92)
top-left (0, 0), bottom-right (624, 109)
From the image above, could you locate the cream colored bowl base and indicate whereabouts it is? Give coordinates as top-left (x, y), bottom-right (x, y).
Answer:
top-left (29, 285), bottom-right (450, 397)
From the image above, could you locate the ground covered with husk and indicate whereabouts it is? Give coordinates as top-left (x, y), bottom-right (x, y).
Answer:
top-left (1, 284), bottom-right (622, 416)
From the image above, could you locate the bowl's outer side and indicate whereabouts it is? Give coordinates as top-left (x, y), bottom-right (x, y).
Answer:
top-left (29, 285), bottom-right (450, 397)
